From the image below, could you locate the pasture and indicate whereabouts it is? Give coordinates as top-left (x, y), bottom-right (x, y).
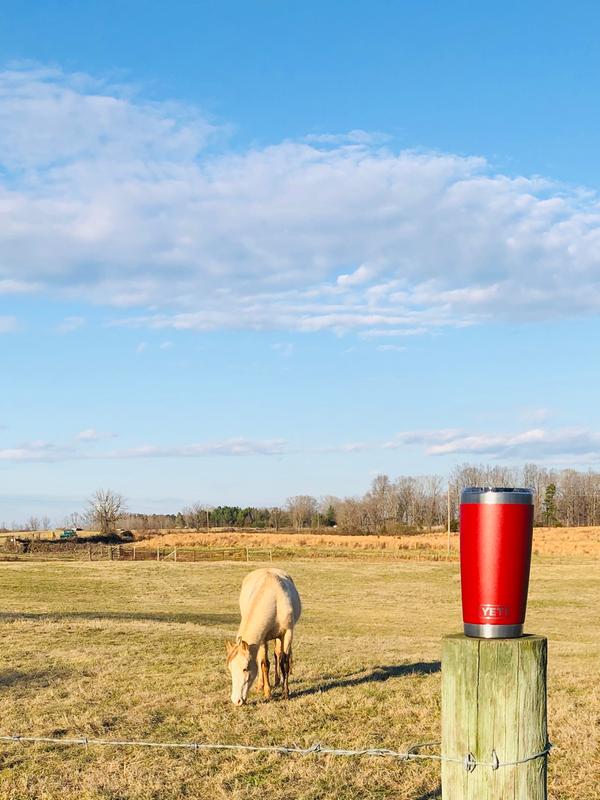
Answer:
top-left (0, 556), bottom-right (598, 799)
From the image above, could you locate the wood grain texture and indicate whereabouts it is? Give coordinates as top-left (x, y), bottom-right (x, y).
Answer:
top-left (442, 634), bottom-right (547, 800)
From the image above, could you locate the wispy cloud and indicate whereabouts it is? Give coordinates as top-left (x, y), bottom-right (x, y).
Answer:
top-left (57, 315), bottom-right (85, 333)
top-left (76, 428), bottom-right (116, 442)
top-left (3, 65), bottom-right (600, 339)
top-left (104, 439), bottom-right (288, 459)
top-left (272, 342), bottom-right (294, 357)
top-left (0, 279), bottom-right (39, 295)
top-left (388, 426), bottom-right (600, 461)
top-left (0, 316), bottom-right (18, 333)
top-left (520, 407), bottom-right (553, 423)
top-left (3, 424), bottom-right (600, 464)
top-left (0, 435), bottom-right (289, 463)
top-left (376, 344), bottom-right (406, 352)
top-left (0, 440), bottom-right (73, 462)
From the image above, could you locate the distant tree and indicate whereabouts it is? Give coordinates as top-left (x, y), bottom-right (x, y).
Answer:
top-left (543, 484), bottom-right (558, 527)
top-left (40, 515), bottom-right (52, 530)
top-left (269, 507), bottom-right (283, 530)
top-left (87, 489), bottom-right (127, 535)
top-left (324, 504), bottom-right (337, 527)
top-left (64, 511), bottom-right (89, 530)
top-left (286, 495), bottom-right (317, 530)
top-left (25, 516), bottom-right (40, 531)
top-left (184, 503), bottom-right (209, 531)
top-left (175, 511), bottom-right (186, 528)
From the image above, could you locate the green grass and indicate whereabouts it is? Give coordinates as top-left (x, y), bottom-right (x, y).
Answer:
top-left (0, 558), bottom-right (598, 799)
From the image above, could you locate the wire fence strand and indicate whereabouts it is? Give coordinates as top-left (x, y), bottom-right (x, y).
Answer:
top-left (0, 733), bottom-right (552, 770)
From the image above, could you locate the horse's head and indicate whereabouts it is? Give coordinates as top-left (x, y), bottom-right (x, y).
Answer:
top-left (226, 639), bottom-right (258, 705)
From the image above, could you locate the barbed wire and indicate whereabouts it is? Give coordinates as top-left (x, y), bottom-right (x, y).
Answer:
top-left (0, 733), bottom-right (552, 771)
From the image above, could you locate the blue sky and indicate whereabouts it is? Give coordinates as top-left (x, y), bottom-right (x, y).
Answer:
top-left (2, 2), bottom-right (600, 522)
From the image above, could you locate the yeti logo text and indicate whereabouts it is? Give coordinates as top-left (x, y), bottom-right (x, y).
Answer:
top-left (481, 604), bottom-right (510, 618)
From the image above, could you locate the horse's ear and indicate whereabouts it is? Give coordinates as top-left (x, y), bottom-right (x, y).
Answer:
top-left (225, 640), bottom-right (235, 655)
top-left (239, 640), bottom-right (249, 654)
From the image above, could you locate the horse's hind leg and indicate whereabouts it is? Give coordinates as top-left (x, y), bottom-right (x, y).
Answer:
top-left (280, 629), bottom-right (293, 700)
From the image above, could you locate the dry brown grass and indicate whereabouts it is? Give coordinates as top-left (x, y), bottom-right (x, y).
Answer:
top-left (0, 556), bottom-right (598, 799)
top-left (133, 525), bottom-right (600, 558)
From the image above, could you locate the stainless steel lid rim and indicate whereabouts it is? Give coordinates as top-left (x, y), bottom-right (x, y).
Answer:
top-left (460, 487), bottom-right (534, 505)
top-left (464, 623), bottom-right (524, 639)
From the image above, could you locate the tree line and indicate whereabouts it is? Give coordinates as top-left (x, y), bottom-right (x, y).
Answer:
top-left (2, 463), bottom-right (600, 534)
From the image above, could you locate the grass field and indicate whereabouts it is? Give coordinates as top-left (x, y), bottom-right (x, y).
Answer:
top-left (0, 556), bottom-right (598, 799)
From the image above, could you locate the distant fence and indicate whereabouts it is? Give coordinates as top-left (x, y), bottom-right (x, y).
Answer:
top-left (0, 543), bottom-right (459, 564)
top-left (116, 545), bottom-right (274, 563)
top-left (0, 544), bottom-right (275, 563)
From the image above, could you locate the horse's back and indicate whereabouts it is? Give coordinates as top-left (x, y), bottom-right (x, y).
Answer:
top-left (240, 568), bottom-right (301, 634)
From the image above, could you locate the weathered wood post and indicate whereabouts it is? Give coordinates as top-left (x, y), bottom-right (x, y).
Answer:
top-left (442, 633), bottom-right (548, 799)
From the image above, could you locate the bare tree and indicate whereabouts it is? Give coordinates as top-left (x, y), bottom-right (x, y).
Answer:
top-left (286, 495), bottom-right (317, 530)
top-left (87, 489), bottom-right (127, 535)
top-left (183, 503), bottom-right (209, 531)
top-left (63, 511), bottom-right (89, 530)
top-left (25, 516), bottom-right (40, 532)
top-left (364, 474), bottom-right (398, 533)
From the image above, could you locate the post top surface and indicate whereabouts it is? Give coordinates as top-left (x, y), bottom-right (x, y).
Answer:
top-left (443, 632), bottom-right (547, 643)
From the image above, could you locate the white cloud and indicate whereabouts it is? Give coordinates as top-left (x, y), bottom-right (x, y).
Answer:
top-left (376, 344), bottom-right (406, 352)
top-left (0, 440), bottom-right (74, 462)
top-left (76, 428), bottom-right (116, 442)
top-left (136, 341), bottom-right (147, 353)
top-left (0, 279), bottom-right (39, 294)
top-left (0, 316), bottom-right (18, 333)
top-left (272, 342), bottom-right (294, 357)
top-left (520, 407), bottom-right (553, 422)
top-left (4, 424), bottom-right (600, 464)
top-left (0, 435), bottom-right (288, 462)
top-left (57, 315), bottom-right (85, 333)
top-left (103, 438), bottom-right (288, 459)
top-left (337, 264), bottom-right (375, 287)
top-left (2, 65), bottom-right (600, 338)
top-left (389, 426), bottom-right (600, 461)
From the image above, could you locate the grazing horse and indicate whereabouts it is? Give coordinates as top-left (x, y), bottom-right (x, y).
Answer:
top-left (226, 568), bottom-right (301, 705)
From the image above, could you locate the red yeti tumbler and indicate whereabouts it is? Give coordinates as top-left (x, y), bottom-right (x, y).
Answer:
top-left (460, 487), bottom-right (534, 638)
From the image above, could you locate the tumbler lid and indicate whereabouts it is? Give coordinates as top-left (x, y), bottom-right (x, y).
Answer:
top-left (461, 487), bottom-right (534, 505)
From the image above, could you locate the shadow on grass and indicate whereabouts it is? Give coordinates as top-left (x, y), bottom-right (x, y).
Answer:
top-left (293, 661), bottom-right (441, 698)
top-left (0, 666), bottom-right (72, 688)
top-left (0, 610), bottom-right (239, 626)
top-left (415, 788), bottom-right (442, 800)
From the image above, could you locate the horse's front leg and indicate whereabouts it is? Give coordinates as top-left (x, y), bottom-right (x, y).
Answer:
top-left (273, 638), bottom-right (281, 687)
top-left (280, 629), bottom-right (293, 700)
top-left (259, 642), bottom-right (271, 700)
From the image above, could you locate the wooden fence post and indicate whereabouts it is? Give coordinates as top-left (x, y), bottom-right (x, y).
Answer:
top-left (442, 634), bottom-right (547, 799)
top-left (156, 547), bottom-right (160, 562)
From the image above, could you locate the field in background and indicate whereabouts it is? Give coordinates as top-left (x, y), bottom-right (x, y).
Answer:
top-left (134, 525), bottom-right (600, 558)
top-left (3, 525), bottom-right (600, 560)
top-left (0, 557), bottom-right (598, 799)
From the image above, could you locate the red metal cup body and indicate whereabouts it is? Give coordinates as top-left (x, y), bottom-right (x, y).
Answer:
top-left (460, 488), bottom-right (534, 638)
